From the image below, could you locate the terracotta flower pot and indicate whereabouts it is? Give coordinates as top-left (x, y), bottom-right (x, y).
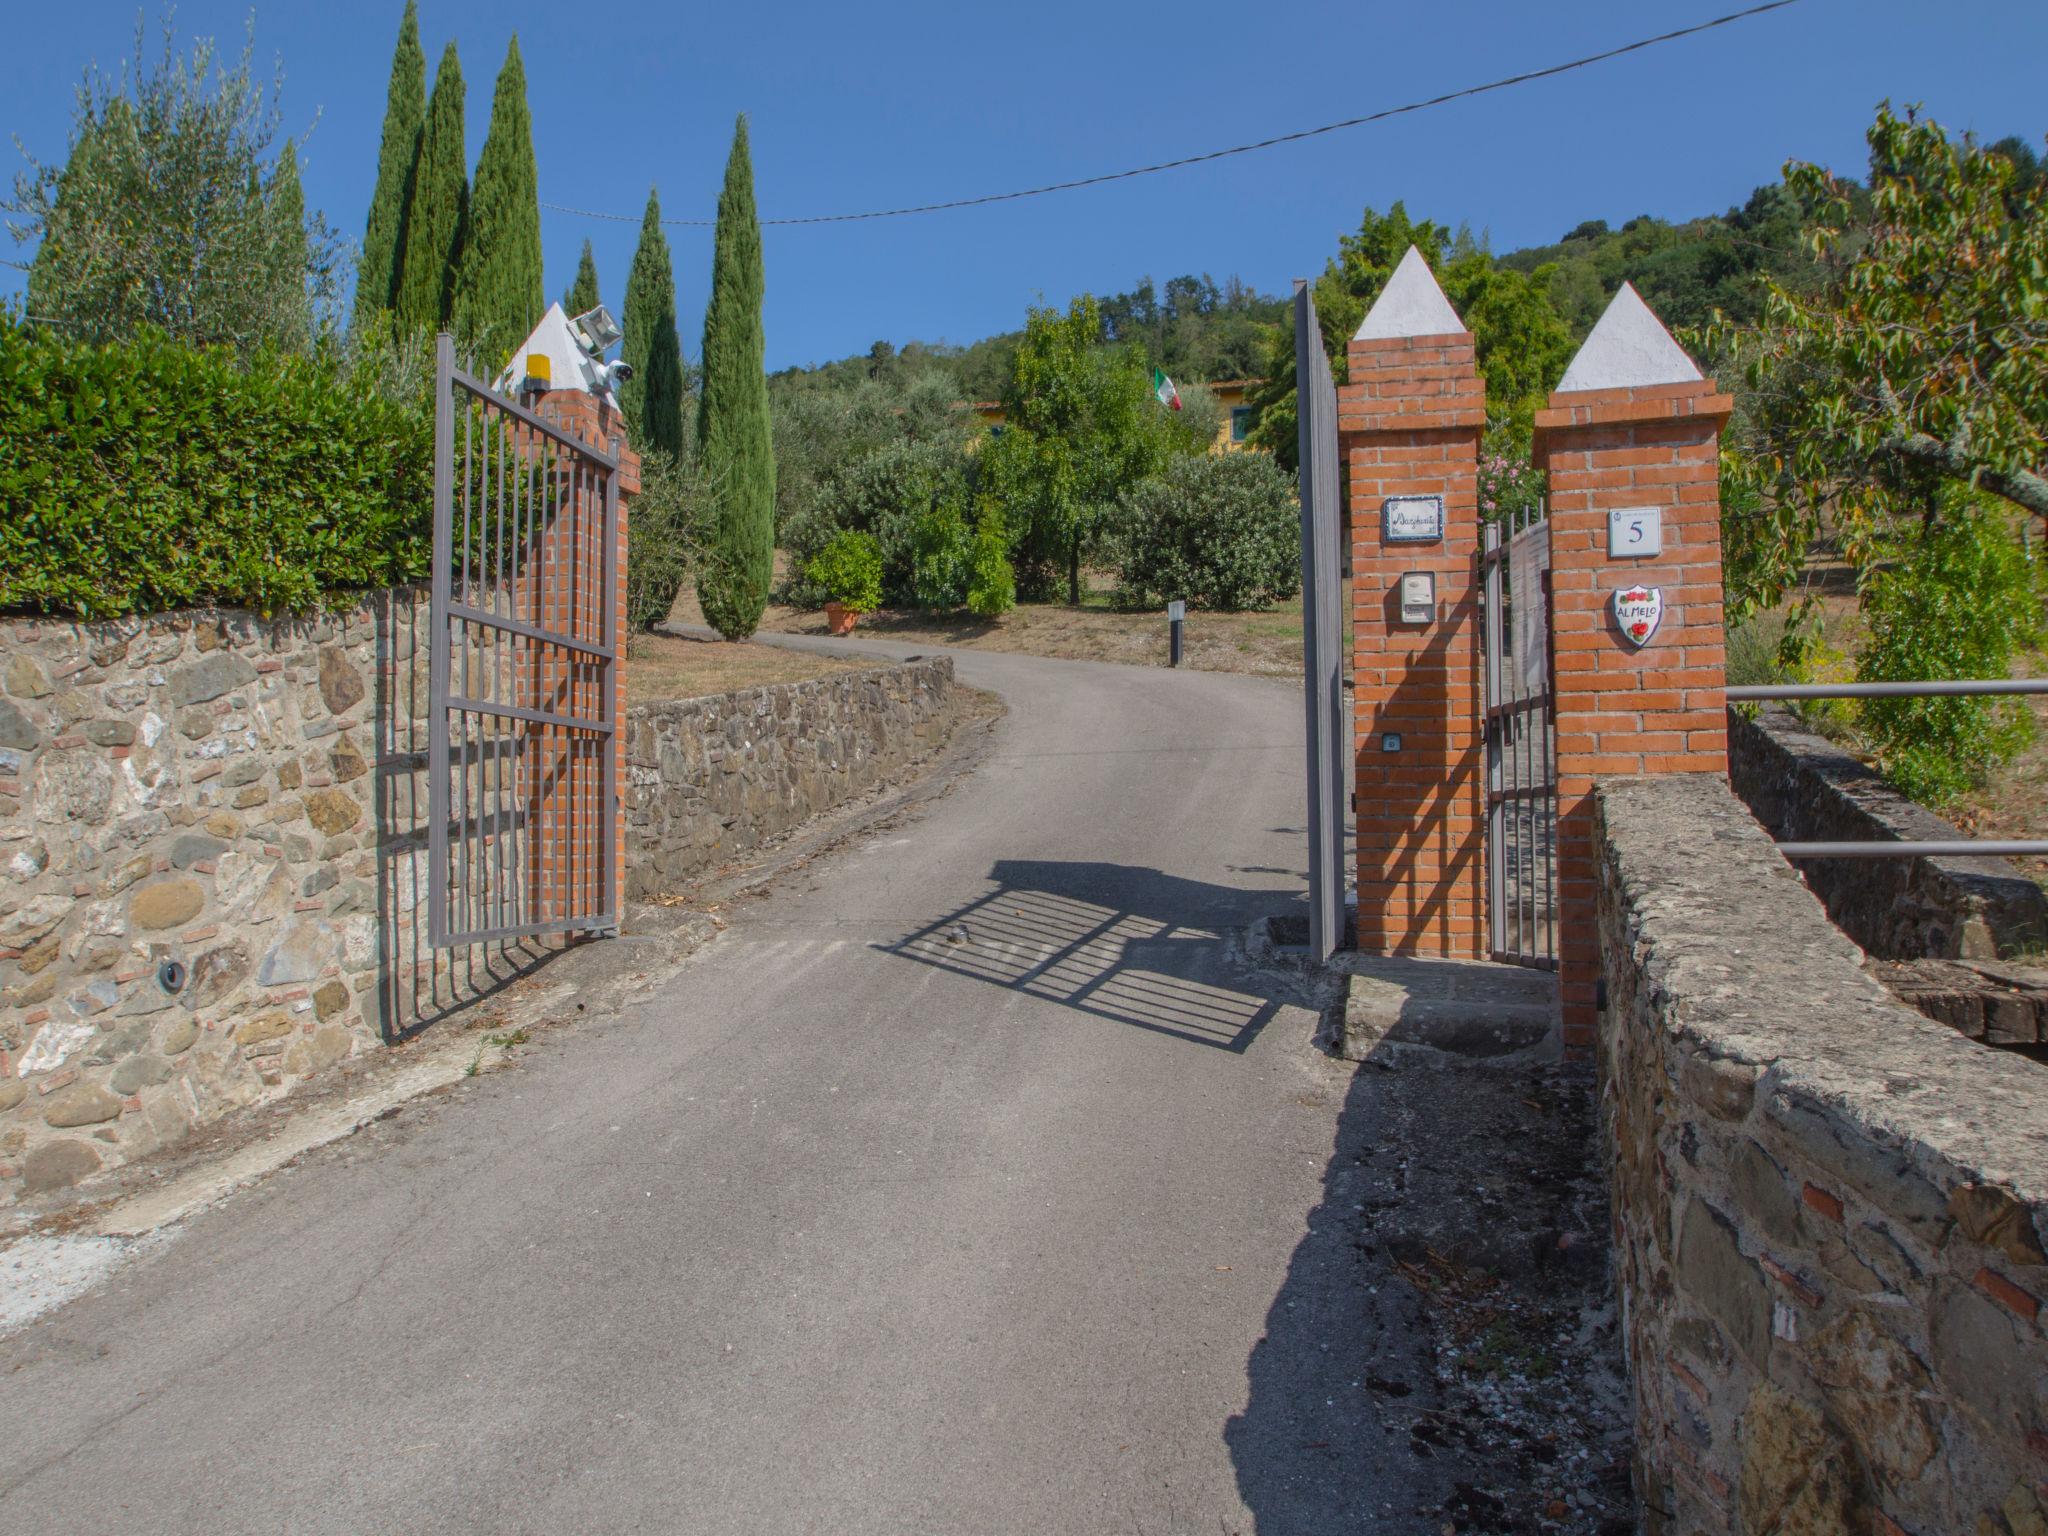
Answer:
top-left (824, 602), bottom-right (858, 636)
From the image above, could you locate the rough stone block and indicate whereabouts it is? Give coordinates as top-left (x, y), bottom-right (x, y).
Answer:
top-left (1737, 1381), bottom-right (1863, 1533)
top-left (168, 653), bottom-right (256, 708)
top-left (317, 648), bottom-right (365, 716)
top-left (232, 1013), bottom-right (293, 1045)
top-left (129, 878), bottom-right (204, 931)
top-left (21, 1138), bottom-right (101, 1193)
top-left (304, 789), bottom-right (361, 836)
top-left (1678, 1195), bottom-right (1770, 1368)
top-left (0, 699), bottom-right (39, 750)
top-left (6, 655), bottom-right (54, 699)
top-left (41, 1082), bottom-right (123, 1127)
top-left (256, 922), bottom-right (333, 987)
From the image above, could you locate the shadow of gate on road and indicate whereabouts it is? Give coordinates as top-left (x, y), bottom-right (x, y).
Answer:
top-left (880, 859), bottom-right (1302, 1053)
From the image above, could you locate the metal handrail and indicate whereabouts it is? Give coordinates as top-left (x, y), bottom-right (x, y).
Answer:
top-left (1780, 841), bottom-right (2048, 859)
top-left (1729, 679), bottom-right (2048, 700)
top-left (1731, 678), bottom-right (2048, 859)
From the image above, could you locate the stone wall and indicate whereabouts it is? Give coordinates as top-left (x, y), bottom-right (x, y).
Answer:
top-left (1594, 773), bottom-right (2048, 1536)
top-left (1728, 705), bottom-right (2048, 960)
top-left (0, 601), bottom-right (961, 1208)
top-left (624, 659), bottom-right (958, 899)
top-left (0, 596), bottom-right (440, 1204)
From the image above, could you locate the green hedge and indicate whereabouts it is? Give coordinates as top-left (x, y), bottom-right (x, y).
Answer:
top-left (0, 316), bottom-right (433, 618)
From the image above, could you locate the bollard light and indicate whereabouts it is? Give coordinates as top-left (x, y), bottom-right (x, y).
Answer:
top-left (1167, 599), bottom-right (1186, 667)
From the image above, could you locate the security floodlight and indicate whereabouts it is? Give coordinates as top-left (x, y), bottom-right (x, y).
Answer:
top-left (570, 304), bottom-right (623, 355)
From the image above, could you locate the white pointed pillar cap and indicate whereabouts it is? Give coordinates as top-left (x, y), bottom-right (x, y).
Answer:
top-left (1353, 246), bottom-right (1466, 340)
top-left (1555, 282), bottom-right (1702, 392)
top-left (493, 302), bottom-right (619, 403)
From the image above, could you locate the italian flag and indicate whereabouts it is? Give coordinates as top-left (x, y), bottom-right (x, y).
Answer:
top-left (1153, 367), bottom-right (1182, 411)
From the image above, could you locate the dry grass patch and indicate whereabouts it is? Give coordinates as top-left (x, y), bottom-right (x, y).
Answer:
top-left (667, 572), bottom-right (1336, 679)
top-left (626, 630), bottom-right (868, 705)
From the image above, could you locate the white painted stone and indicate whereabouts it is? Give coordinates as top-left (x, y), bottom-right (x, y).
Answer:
top-left (18, 1019), bottom-right (95, 1076)
top-left (1556, 282), bottom-right (1703, 392)
top-left (1354, 246), bottom-right (1466, 340)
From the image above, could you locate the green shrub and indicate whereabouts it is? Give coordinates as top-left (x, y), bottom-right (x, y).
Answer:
top-left (1858, 498), bottom-right (2044, 805)
top-left (909, 500), bottom-right (971, 610)
top-left (781, 437), bottom-right (973, 610)
top-left (626, 449), bottom-right (713, 631)
top-left (965, 513), bottom-right (1016, 619)
top-left (1107, 452), bottom-right (1300, 611)
top-left (778, 502), bottom-right (843, 610)
top-left (0, 315), bottom-right (431, 617)
top-left (806, 530), bottom-right (882, 613)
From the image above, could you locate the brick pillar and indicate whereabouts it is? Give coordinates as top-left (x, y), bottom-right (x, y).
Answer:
top-left (1534, 284), bottom-right (1731, 1047)
top-left (1340, 248), bottom-right (1487, 959)
top-left (529, 387), bottom-right (638, 931)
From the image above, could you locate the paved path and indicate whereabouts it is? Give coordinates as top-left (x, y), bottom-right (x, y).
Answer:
top-left (0, 643), bottom-right (1437, 1534)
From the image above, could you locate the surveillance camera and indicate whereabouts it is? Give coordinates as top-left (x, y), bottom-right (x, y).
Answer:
top-left (603, 358), bottom-right (634, 388)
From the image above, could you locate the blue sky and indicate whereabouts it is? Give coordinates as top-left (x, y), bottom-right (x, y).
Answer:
top-left (5, 1), bottom-right (2043, 371)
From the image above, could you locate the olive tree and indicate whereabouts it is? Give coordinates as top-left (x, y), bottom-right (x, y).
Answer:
top-left (8, 14), bottom-right (342, 355)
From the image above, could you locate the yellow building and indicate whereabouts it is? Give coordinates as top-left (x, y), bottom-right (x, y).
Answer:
top-left (1207, 379), bottom-right (1259, 454)
top-left (965, 379), bottom-right (1266, 454)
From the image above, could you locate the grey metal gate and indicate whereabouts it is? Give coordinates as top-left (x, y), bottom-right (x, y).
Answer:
top-left (1294, 280), bottom-right (1348, 962)
top-left (1480, 504), bottom-right (1557, 969)
top-left (427, 333), bottom-right (620, 948)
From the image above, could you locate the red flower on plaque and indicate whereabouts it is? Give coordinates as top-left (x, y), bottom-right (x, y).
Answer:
top-left (1612, 586), bottom-right (1664, 648)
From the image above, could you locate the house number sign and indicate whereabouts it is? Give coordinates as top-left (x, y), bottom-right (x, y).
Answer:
top-left (1607, 505), bottom-right (1663, 558)
top-left (1382, 495), bottom-right (1444, 544)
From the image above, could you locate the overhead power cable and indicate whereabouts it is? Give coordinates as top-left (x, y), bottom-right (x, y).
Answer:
top-left (542, 0), bottom-right (1803, 230)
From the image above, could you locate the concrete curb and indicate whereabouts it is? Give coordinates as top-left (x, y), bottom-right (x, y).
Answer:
top-left (1257, 919), bottom-right (1561, 1067)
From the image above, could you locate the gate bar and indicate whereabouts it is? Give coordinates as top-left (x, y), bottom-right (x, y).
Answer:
top-left (428, 334), bottom-right (455, 947)
top-left (1482, 519), bottom-right (1506, 960)
top-left (599, 440), bottom-right (621, 934)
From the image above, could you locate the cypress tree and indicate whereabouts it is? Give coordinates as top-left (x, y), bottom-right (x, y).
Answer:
top-left (563, 239), bottom-right (600, 315)
top-left (267, 138), bottom-right (312, 350)
top-left (695, 117), bottom-right (774, 640)
top-left (394, 41), bottom-right (467, 338)
top-left (620, 188), bottom-right (685, 461)
top-left (355, 0), bottom-right (424, 326)
top-left (453, 35), bottom-right (543, 365)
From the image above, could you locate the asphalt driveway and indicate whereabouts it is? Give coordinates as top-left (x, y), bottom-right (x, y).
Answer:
top-left (0, 641), bottom-right (1442, 1534)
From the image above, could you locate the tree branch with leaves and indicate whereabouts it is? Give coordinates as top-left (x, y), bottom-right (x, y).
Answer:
top-left (1715, 105), bottom-right (2048, 616)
